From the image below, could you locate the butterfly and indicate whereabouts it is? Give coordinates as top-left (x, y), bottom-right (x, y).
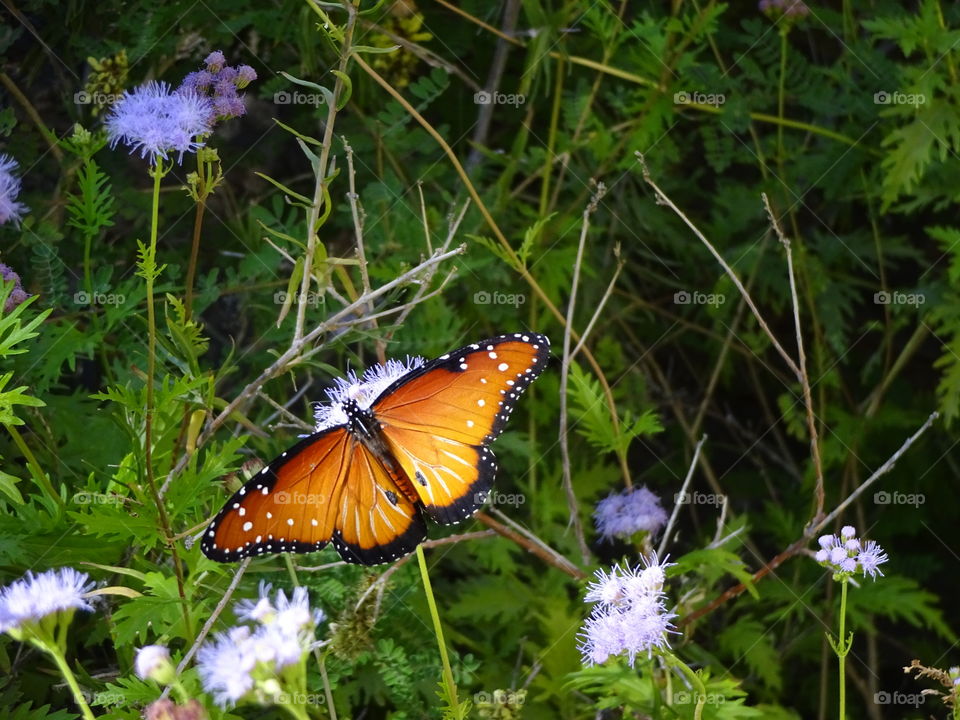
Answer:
top-left (200, 333), bottom-right (549, 565)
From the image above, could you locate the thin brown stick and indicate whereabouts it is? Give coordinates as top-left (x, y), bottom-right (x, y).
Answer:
top-left (559, 185), bottom-right (607, 563)
top-left (679, 412), bottom-right (938, 626)
top-left (636, 153), bottom-right (802, 380)
top-left (763, 193), bottom-right (825, 519)
top-left (172, 558), bottom-right (251, 680)
top-left (658, 435), bottom-right (707, 557)
top-left (477, 510), bottom-right (587, 580)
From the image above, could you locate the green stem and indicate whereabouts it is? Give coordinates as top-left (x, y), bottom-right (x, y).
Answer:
top-left (46, 644), bottom-right (96, 720)
top-left (184, 151), bottom-right (209, 320)
top-left (415, 544), bottom-right (463, 717)
top-left (143, 164), bottom-right (193, 639)
top-left (664, 650), bottom-right (706, 720)
top-left (838, 579), bottom-right (848, 720)
top-left (5, 423), bottom-right (63, 508)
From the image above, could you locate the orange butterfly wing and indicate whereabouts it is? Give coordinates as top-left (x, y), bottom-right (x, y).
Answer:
top-left (201, 426), bottom-right (426, 564)
top-left (371, 332), bottom-right (549, 525)
top-left (200, 428), bottom-right (352, 561)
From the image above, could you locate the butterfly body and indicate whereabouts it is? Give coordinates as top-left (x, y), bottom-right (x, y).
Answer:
top-left (201, 333), bottom-right (549, 565)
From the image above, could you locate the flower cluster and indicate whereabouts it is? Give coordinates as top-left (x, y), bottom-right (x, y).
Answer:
top-left (179, 50), bottom-right (257, 122)
top-left (759, 0), bottom-right (810, 19)
top-left (0, 153), bottom-right (28, 226)
top-left (0, 567), bottom-right (95, 639)
top-left (815, 525), bottom-right (888, 579)
top-left (0, 262), bottom-right (30, 312)
top-left (105, 81), bottom-right (214, 164)
top-left (593, 485), bottom-right (668, 541)
top-left (314, 356), bottom-right (425, 431)
top-left (197, 582), bottom-right (324, 707)
top-left (578, 554), bottom-right (677, 667)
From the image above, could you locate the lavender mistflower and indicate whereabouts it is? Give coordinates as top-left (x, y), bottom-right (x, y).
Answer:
top-left (0, 567), bottom-right (95, 635)
top-left (0, 263), bottom-right (30, 312)
top-left (237, 65), bottom-right (257, 88)
top-left (815, 526), bottom-right (887, 580)
top-left (135, 644), bottom-right (173, 682)
top-left (198, 583), bottom-right (325, 708)
top-left (105, 81), bottom-right (214, 164)
top-left (197, 626), bottom-right (258, 706)
top-left (314, 356), bottom-right (426, 431)
top-left (594, 485), bottom-right (668, 541)
top-left (857, 540), bottom-right (888, 579)
top-left (578, 554), bottom-right (677, 667)
top-left (177, 50), bottom-right (257, 123)
top-left (0, 154), bottom-right (28, 226)
top-left (205, 51), bottom-right (226, 71)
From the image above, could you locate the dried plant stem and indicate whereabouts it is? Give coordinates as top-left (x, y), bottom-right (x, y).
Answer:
top-left (560, 187), bottom-right (606, 564)
top-left (679, 412), bottom-right (938, 626)
top-left (763, 193), bottom-right (824, 518)
top-left (173, 558), bottom-right (251, 680)
top-left (571, 250), bottom-right (623, 360)
top-left (479, 510), bottom-right (587, 580)
top-left (658, 435), bottom-right (707, 557)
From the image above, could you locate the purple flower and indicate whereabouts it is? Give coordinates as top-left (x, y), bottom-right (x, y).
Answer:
top-left (205, 50), bottom-right (226, 71)
top-left (197, 626), bottom-right (257, 706)
top-left (0, 263), bottom-right (29, 312)
top-left (181, 70), bottom-right (214, 92)
top-left (815, 527), bottom-right (888, 580)
top-left (237, 65), bottom-right (257, 88)
top-left (105, 81), bottom-right (214, 164)
top-left (578, 554), bottom-right (677, 667)
top-left (135, 644), bottom-right (173, 682)
top-left (314, 356), bottom-right (426, 431)
top-left (594, 485), bottom-right (668, 541)
top-left (857, 540), bottom-right (888, 579)
top-left (0, 154), bottom-right (28, 226)
top-left (177, 52), bottom-right (257, 123)
top-left (198, 583), bottom-right (325, 708)
top-left (0, 567), bottom-right (95, 635)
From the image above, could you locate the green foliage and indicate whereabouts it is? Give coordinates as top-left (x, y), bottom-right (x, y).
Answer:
top-left (0, 1), bottom-right (957, 718)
